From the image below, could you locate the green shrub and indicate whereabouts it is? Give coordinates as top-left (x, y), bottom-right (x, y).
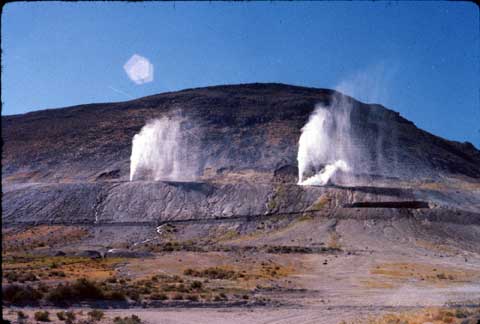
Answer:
top-left (88, 309), bottom-right (104, 321)
top-left (34, 311), bottom-right (50, 322)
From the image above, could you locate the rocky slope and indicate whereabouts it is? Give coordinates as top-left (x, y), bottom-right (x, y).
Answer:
top-left (2, 83), bottom-right (480, 228)
top-left (2, 83), bottom-right (480, 184)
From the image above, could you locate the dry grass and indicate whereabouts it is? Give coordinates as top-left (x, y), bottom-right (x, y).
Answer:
top-left (414, 239), bottom-right (457, 254)
top-left (123, 251), bottom-right (296, 291)
top-left (2, 225), bottom-right (88, 253)
top-left (359, 279), bottom-right (395, 289)
top-left (370, 262), bottom-right (479, 286)
top-left (352, 307), bottom-right (480, 324)
top-left (2, 255), bottom-right (125, 283)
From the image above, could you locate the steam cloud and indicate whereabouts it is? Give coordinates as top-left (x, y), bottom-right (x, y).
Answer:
top-left (130, 115), bottom-right (198, 181)
top-left (297, 102), bottom-right (353, 186)
top-left (298, 63), bottom-right (400, 186)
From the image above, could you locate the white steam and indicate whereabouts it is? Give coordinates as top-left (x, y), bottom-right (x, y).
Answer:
top-left (300, 160), bottom-right (349, 186)
top-left (130, 115), bottom-right (197, 181)
top-left (297, 63), bottom-right (400, 186)
top-left (297, 101), bottom-right (353, 186)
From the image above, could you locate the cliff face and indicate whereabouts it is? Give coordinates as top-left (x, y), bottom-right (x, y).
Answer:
top-left (2, 83), bottom-right (480, 185)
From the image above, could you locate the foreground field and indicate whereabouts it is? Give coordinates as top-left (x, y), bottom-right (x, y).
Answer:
top-left (3, 214), bottom-right (480, 324)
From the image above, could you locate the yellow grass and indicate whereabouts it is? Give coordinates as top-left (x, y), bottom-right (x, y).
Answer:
top-left (360, 307), bottom-right (480, 324)
top-left (370, 262), bottom-right (479, 286)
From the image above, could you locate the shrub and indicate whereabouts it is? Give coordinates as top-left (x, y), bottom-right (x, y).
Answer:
top-left (436, 273), bottom-right (447, 280)
top-left (5, 271), bottom-right (19, 282)
top-left (65, 311), bottom-right (76, 323)
top-left (106, 290), bottom-right (126, 301)
top-left (113, 315), bottom-right (142, 324)
top-left (56, 311), bottom-right (66, 320)
top-left (22, 272), bottom-right (38, 281)
top-left (5, 271), bottom-right (38, 283)
top-left (3, 284), bottom-right (43, 305)
top-left (186, 294), bottom-right (199, 301)
top-left (183, 267), bottom-right (238, 280)
top-left (49, 270), bottom-right (66, 277)
top-left (176, 284), bottom-right (189, 293)
top-left (88, 309), bottom-right (104, 321)
top-left (72, 278), bottom-right (104, 299)
top-left (46, 284), bottom-right (73, 304)
top-left (126, 289), bottom-right (141, 302)
top-left (454, 308), bottom-right (469, 318)
top-left (183, 268), bottom-right (195, 276)
top-left (46, 278), bottom-right (105, 304)
top-left (17, 311), bottom-right (28, 321)
top-left (190, 281), bottom-right (203, 290)
top-left (34, 311), bottom-right (50, 322)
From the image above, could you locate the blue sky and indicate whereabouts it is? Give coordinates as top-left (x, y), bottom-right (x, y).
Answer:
top-left (2, 1), bottom-right (479, 146)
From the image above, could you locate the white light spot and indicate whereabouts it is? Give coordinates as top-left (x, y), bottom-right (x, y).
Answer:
top-left (123, 54), bottom-right (154, 85)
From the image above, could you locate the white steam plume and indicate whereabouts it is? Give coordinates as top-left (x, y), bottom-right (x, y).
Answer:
top-left (300, 160), bottom-right (350, 186)
top-left (297, 101), bottom-right (353, 186)
top-left (130, 115), bottom-right (197, 181)
top-left (297, 62), bottom-right (399, 186)
top-left (297, 107), bottom-right (332, 184)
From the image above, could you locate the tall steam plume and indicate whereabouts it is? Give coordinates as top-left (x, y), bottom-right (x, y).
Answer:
top-left (297, 99), bottom-right (353, 186)
top-left (130, 115), bottom-right (198, 181)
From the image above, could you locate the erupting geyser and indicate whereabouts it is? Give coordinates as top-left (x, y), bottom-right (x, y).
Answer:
top-left (297, 102), bottom-right (353, 186)
top-left (130, 115), bottom-right (197, 181)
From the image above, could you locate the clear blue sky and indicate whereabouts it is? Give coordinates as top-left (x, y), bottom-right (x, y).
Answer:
top-left (2, 1), bottom-right (479, 146)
